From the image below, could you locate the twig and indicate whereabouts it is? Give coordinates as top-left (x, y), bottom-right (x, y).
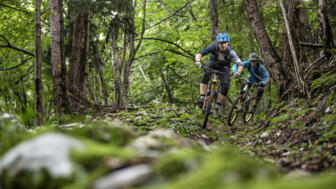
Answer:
top-left (299, 42), bottom-right (323, 48)
top-left (0, 58), bottom-right (32, 71)
top-left (142, 37), bottom-right (194, 58)
top-left (145, 0), bottom-right (192, 30)
top-left (0, 34), bottom-right (35, 57)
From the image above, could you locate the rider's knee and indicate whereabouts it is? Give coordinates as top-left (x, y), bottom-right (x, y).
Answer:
top-left (221, 85), bottom-right (229, 96)
top-left (257, 89), bottom-right (264, 99)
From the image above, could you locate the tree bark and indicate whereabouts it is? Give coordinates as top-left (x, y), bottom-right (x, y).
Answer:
top-left (92, 32), bottom-right (109, 105)
top-left (245, 0), bottom-right (284, 88)
top-left (49, 0), bottom-right (68, 115)
top-left (208, 0), bottom-right (219, 41)
top-left (280, 0), bottom-right (307, 97)
top-left (34, 0), bottom-right (42, 125)
top-left (67, 9), bottom-right (90, 111)
top-left (318, 0), bottom-right (334, 57)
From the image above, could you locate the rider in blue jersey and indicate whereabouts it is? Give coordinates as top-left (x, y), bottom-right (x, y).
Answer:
top-left (195, 33), bottom-right (243, 117)
top-left (232, 52), bottom-right (270, 113)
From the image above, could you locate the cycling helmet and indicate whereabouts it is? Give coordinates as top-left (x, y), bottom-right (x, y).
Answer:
top-left (249, 52), bottom-right (259, 61)
top-left (216, 33), bottom-right (230, 42)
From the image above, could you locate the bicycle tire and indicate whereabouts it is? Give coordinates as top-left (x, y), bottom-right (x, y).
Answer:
top-left (244, 97), bottom-right (256, 123)
top-left (227, 96), bottom-right (243, 126)
top-left (202, 89), bottom-right (215, 129)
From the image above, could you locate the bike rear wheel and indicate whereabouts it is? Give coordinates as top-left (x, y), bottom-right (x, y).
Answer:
top-left (202, 90), bottom-right (215, 129)
top-left (228, 96), bottom-right (243, 126)
top-left (244, 97), bottom-right (256, 123)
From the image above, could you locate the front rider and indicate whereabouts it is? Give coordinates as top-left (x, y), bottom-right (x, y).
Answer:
top-left (195, 33), bottom-right (243, 117)
top-left (232, 52), bottom-right (270, 113)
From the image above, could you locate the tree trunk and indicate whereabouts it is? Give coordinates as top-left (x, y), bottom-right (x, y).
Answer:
top-left (318, 0), bottom-right (334, 57)
top-left (245, 0), bottom-right (285, 90)
top-left (280, 0), bottom-right (308, 97)
top-left (110, 18), bottom-right (123, 108)
top-left (208, 0), bottom-right (219, 41)
top-left (49, 0), bottom-right (68, 115)
top-left (92, 35), bottom-right (109, 105)
top-left (34, 0), bottom-right (42, 125)
top-left (156, 55), bottom-right (173, 104)
top-left (122, 0), bottom-right (147, 108)
top-left (68, 9), bottom-right (90, 111)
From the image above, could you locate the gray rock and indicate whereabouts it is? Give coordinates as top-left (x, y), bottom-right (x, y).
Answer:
top-left (260, 132), bottom-right (269, 138)
top-left (93, 164), bottom-right (151, 189)
top-left (0, 133), bottom-right (84, 178)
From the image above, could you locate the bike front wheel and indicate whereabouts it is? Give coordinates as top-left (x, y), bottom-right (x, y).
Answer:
top-left (202, 90), bottom-right (215, 129)
top-left (228, 96), bottom-right (243, 126)
top-left (244, 97), bottom-right (256, 123)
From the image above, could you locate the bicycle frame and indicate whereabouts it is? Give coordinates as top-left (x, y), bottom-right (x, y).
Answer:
top-left (200, 67), bottom-right (228, 129)
top-left (228, 77), bottom-right (258, 126)
top-left (202, 73), bottom-right (220, 113)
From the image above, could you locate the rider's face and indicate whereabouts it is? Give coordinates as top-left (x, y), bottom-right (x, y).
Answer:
top-left (250, 60), bottom-right (258, 67)
top-left (218, 42), bottom-right (228, 51)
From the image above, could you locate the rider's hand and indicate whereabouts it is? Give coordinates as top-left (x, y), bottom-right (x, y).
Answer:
top-left (195, 61), bottom-right (202, 69)
top-left (258, 81), bottom-right (265, 87)
top-left (234, 71), bottom-right (241, 78)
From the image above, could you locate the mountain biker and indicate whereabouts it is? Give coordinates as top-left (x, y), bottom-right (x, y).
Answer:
top-left (195, 33), bottom-right (243, 117)
top-left (232, 52), bottom-right (270, 113)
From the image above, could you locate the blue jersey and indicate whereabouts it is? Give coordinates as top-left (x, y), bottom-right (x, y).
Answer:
top-left (232, 60), bottom-right (270, 85)
top-left (198, 43), bottom-right (242, 70)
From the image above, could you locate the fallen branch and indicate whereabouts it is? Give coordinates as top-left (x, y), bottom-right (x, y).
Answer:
top-left (299, 42), bottom-right (323, 48)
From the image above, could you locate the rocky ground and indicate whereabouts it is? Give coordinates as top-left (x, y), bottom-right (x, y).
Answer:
top-left (0, 95), bottom-right (335, 189)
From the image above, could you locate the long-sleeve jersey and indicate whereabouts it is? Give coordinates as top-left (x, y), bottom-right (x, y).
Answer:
top-left (198, 43), bottom-right (242, 71)
top-left (232, 60), bottom-right (270, 85)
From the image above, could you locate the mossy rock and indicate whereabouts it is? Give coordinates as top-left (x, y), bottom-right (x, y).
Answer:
top-left (64, 121), bottom-right (136, 146)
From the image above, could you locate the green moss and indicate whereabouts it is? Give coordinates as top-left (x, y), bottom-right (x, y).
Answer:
top-left (0, 168), bottom-right (75, 189)
top-left (310, 72), bottom-right (336, 91)
top-left (153, 149), bottom-right (201, 179)
top-left (158, 146), bottom-right (279, 189)
top-left (65, 122), bottom-right (136, 146)
top-left (70, 139), bottom-right (137, 170)
top-left (270, 114), bottom-right (290, 124)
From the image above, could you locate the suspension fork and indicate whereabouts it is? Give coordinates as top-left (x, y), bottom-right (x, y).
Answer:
top-left (202, 77), bottom-right (218, 110)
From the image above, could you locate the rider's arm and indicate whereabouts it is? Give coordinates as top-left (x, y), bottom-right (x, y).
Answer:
top-left (197, 43), bottom-right (217, 57)
top-left (259, 64), bottom-right (270, 85)
top-left (230, 51), bottom-right (245, 73)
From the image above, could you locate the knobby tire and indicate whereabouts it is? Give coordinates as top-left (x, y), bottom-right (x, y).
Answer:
top-left (244, 97), bottom-right (256, 123)
top-left (202, 89), bottom-right (215, 129)
top-left (228, 96), bottom-right (242, 126)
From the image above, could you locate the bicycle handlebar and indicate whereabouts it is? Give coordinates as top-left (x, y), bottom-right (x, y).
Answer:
top-left (236, 77), bottom-right (259, 86)
top-left (201, 66), bottom-right (230, 74)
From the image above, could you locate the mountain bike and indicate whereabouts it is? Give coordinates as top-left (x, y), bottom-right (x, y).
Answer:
top-left (200, 67), bottom-right (228, 129)
top-left (227, 77), bottom-right (259, 126)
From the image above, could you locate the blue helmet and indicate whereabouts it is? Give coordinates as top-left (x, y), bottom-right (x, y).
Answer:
top-left (216, 33), bottom-right (230, 42)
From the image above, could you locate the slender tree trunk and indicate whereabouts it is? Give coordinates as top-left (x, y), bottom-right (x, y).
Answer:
top-left (318, 0), bottom-right (334, 57)
top-left (208, 0), bottom-right (219, 41)
top-left (122, 0), bottom-right (147, 108)
top-left (34, 0), bottom-right (42, 125)
top-left (81, 9), bottom-right (90, 97)
top-left (49, 0), bottom-right (68, 115)
top-left (92, 30), bottom-right (109, 105)
top-left (156, 55), bottom-right (173, 104)
top-left (280, 0), bottom-right (308, 97)
top-left (110, 19), bottom-right (122, 108)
